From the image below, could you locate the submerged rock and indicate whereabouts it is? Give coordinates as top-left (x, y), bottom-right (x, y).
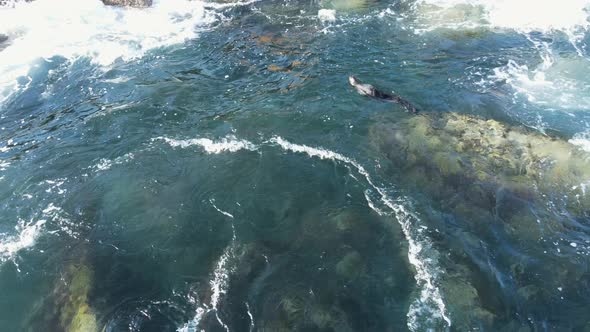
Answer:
top-left (26, 260), bottom-right (98, 332)
top-left (102, 0), bottom-right (152, 8)
top-left (58, 264), bottom-right (98, 332)
top-left (336, 250), bottom-right (365, 281)
top-left (370, 112), bottom-right (590, 328)
top-left (370, 112), bottom-right (590, 215)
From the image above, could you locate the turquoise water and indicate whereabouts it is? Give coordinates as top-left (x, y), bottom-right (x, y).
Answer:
top-left (1, 0), bottom-right (590, 331)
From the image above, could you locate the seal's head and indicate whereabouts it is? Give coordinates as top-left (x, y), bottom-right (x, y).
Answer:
top-left (348, 75), bottom-right (360, 87)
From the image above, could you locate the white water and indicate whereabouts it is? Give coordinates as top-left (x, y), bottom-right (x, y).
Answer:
top-left (570, 131), bottom-right (590, 153)
top-left (318, 9), bottom-right (337, 22)
top-left (0, 0), bottom-right (219, 104)
top-left (491, 45), bottom-right (590, 111)
top-left (155, 135), bottom-right (258, 154)
top-left (412, 0), bottom-right (590, 143)
top-left (0, 218), bottom-right (45, 265)
top-left (413, 0), bottom-right (590, 32)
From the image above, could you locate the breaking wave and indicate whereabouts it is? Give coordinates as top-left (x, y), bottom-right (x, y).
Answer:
top-left (0, 0), bottom-right (244, 105)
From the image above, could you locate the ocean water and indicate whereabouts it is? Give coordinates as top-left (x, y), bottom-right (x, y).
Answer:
top-left (1, 0), bottom-right (590, 331)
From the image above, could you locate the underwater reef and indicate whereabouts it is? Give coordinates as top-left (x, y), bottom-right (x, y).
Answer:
top-left (370, 112), bottom-right (590, 330)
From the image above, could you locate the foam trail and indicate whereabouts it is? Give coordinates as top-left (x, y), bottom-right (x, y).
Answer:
top-left (179, 243), bottom-right (233, 332)
top-left (210, 199), bottom-right (235, 219)
top-left (270, 136), bottom-right (451, 330)
top-left (155, 135), bottom-right (258, 154)
top-left (169, 135), bottom-right (451, 330)
top-left (180, 201), bottom-right (236, 332)
top-left (246, 302), bottom-right (255, 332)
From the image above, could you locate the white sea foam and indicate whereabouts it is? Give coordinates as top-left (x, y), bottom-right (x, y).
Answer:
top-left (491, 54), bottom-right (590, 111)
top-left (0, 217), bottom-right (46, 265)
top-left (91, 152), bottom-right (135, 172)
top-left (245, 302), bottom-right (255, 332)
top-left (318, 9), bottom-right (337, 22)
top-left (0, 0), bottom-right (220, 104)
top-left (270, 136), bottom-right (451, 330)
top-left (155, 135), bottom-right (258, 154)
top-left (413, 0), bottom-right (590, 33)
top-left (412, 0), bottom-right (590, 112)
top-left (570, 132), bottom-right (590, 153)
top-left (40, 178), bottom-right (67, 195)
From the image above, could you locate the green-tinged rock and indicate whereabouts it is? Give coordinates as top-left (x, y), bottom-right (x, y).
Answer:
top-left (370, 112), bottom-right (590, 215)
top-left (59, 264), bottom-right (98, 332)
top-left (440, 263), bottom-right (496, 330)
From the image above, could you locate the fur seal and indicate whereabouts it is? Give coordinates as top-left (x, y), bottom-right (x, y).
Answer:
top-left (349, 76), bottom-right (418, 114)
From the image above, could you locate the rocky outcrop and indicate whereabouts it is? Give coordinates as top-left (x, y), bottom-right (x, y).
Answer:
top-left (102, 0), bottom-right (152, 7)
top-left (370, 112), bottom-right (590, 329)
top-left (370, 112), bottom-right (590, 215)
